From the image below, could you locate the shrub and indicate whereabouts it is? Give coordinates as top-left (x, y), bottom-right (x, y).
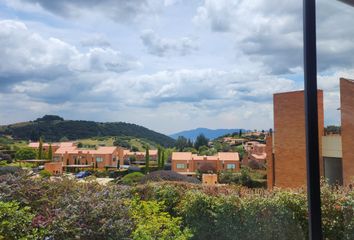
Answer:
top-left (39, 170), bottom-right (52, 178)
top-left (0, 201), bottom-right (45, 239)
top-left (0, 166), bottom-right (22, 176)
top-left (15, 148), bottom-right (36, 160)
top-left (122, 172), bottom-right (145, 185)
top-left (130, 198), bottom-right (192, 240)
top-left (140, 171), bottom-right (200, 184)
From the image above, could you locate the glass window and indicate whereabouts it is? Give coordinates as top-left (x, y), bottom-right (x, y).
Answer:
top-left (176, 163), bottom-right (186, 169)
top-left (96, 157), bottom-right (103, 162)
top-left (226, 163), bottom-right (236, 169)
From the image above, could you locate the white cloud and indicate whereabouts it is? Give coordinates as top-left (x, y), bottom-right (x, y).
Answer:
top-left (140, 29), bottom-right (198, 56)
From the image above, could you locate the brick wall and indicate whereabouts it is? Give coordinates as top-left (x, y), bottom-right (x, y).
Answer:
top-left (340, 78), bottom-right (354, 185)
top-left (273, 90), bottom-right (324, 188)
top-left (266, 134), bottom-right (274, 189)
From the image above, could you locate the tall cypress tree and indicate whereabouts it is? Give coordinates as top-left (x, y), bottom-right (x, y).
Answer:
top-left (161, 150), bottom-right (165, 170)
top-left (37, 138), bottom-right (43, 159)
top-left (48, 144), bottom-right (53, 160)
top-left (157, 147), bottom-right (161, 169)
top-left (145, 146), bottom-right (150, 174)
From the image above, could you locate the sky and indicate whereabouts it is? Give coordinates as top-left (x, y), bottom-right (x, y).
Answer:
top-left (1, 0), bottom-right (354, 134)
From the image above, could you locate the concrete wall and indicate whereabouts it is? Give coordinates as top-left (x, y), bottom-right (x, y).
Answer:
top-left (340, 78), bottom-right (354, 185)
top-left (273, 90), bottom-right (324, 188)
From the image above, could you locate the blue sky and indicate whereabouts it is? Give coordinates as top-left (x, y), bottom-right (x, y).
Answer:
top-left (0, 0), bottom-right (354, 134)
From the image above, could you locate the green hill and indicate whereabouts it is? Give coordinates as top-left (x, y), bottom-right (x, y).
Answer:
top-left (0, 115), bottom-right (175, 147)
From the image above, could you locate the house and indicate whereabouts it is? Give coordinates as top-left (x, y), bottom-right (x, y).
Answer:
top-left (171, 152), bottom-right (240, 176)
top-left (53, 145), bottom-right (120, 170)
top-left (117, 148), bottom-right (158, 165)
top-left (267, 78), bottom-right (354, 188)
top-left (28, 141), bottom-right (75, 156)
top-left (243, 141), bottom-right (267, 166)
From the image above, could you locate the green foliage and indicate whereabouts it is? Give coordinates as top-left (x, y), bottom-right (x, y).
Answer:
top-left (122, 172), bottom-right (145, 185)
top-left (175, 136), bottom-right (193, 151)
top-left (194, 134), bottom-right (209, 150)
top-left (37, 138), bottom-right (43, 159)
top-left (47, 144), bottom-right (53, 160)
top-left (1, 171), bottom-right (354, 239)
top-left (39, 170), bottom-right (52, 178)
top-left (130, 198), bottom-right (192, 240)
top-left (145, 146), bottom-right (150, 174)
top-left (113, 138), bottom-right (131, 148)
top-left (15, 147), bottom-right (36, 160)
top-left (218, 168), bottom-right (266, 188)
top-left (0, 201), bottom-right (44, 240)
top-left (0, 116), bottom-right (175, 147)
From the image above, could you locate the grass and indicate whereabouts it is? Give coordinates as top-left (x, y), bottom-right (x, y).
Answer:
top-left (77, 136), bottom-right (157, 151)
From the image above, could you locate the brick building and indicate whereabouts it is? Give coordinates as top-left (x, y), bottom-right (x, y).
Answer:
top-left (267, 78), bottom-right (354, 188)
top-left (243, 141), bottom-right (267, 166)
top-left (171, 152), bottom-right (240, 176)
top-left (117, 148), bottom-right (158, 165)
top-left (53, 145), bottom-right (120, 170)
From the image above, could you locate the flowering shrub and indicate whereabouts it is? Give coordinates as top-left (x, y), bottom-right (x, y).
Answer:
top-left (0, 171), bottom-right (354, 239)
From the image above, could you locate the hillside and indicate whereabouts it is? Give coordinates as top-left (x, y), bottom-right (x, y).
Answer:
top-left (170, 128), bottom-right (247, 141)
top-left (0, 115), bottom-right (175, 147)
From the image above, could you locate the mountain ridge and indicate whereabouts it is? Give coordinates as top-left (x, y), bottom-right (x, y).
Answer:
top-left (170, 127), bottom-right (247, 141)
top-left (0, 115), bottom-right (175, 147)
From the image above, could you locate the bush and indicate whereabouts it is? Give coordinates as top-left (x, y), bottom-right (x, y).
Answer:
top-left (0, 166), bottom-right (22, 176)
top-left (39, 170), bottom-right (52, 178)
top-left (130, 198), bottom-right (192, 240)
top-left (121, 172), bottom-right (145, 185)
top-left (15, 148), bottom-right (37, 160)
top-left (0, 201), bottom-right (45, 239)
top-left (141, 171), bottom-right (200, 184)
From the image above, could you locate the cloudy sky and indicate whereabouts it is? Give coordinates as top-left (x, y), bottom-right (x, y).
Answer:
top-left (1, 0), bottom-right (354, 134)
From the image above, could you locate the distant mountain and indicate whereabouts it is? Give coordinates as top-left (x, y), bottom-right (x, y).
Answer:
top-left (170, 128), bottom-right (247, 141)
top-left (0, 115), bottom-right (175, 147)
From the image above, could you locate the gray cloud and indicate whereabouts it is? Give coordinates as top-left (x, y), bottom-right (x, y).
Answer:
top-left (18, 0), bottom-right (160, 23)
top-left (81, 35), bottom-right (111, 47)
top-left (0, 20), bottom-right (141, 95)
top-left (140, 29), bottom-right (198, 56)
top-left (194, 0), bottom-right (354, 74)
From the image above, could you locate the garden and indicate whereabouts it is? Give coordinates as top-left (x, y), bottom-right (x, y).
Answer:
top-left (1, 167), bottom-right (354, 240)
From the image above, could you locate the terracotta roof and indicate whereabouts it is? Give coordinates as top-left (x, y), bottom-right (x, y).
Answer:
top-left (172, 152), bottom-right (239, 161)
top-left (172, 152), bottom-right (192, 160)
top-left (55, 146), bottom-right (116, 155)
top-left (251, 153), bottom-right (267, 160)
top-left (217, 152), bottom-right (240, 161)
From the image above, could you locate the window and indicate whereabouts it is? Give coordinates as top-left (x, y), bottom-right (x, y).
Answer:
top-left (53, 156), bottom-right (60, 162)
top-left (226, 164), bottom-right (236, 169)
top-left (176, 163), bottom-right (186, 169)
top-left (96, 157), bottom-right (103, 162)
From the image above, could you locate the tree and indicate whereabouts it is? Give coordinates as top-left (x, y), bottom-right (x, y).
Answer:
top-left (194, 134), bottom-right (209, 150)
top-left (161, 150), bottom-right (165, 170)
top-left (239, 129), bottom-right (242, 137)
top-left (145, 146), bottom-right (150, 174)
top-left (37, 138), bottom-right (43, 159)
top-left (175, 136), bottom-right (188, 151)
top-left (15, 148), bottom-right (36, 160)
top-left (157, 147), bottom-right (162, 169)
top-left (48, 144), bottom-right (53, 160)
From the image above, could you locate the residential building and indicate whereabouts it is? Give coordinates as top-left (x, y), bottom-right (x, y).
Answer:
top-left (171, 152), bottom-right (240, 176)
top-left (267, 78), bottom-right (354, 188)
top-left (53, 145), bottom-right (120, 170)
top-left (243, 141), bottom-right (267, 166)
top-left (28, 142), bottom-right (75, 157)
top-left (117, 149), bottom-right (158, 165)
